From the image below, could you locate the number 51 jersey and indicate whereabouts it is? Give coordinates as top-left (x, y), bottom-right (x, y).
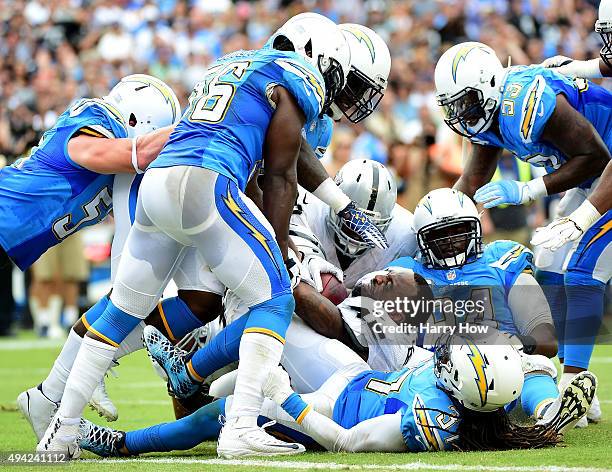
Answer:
top-left (0, 99), bottom-right (127, 270)
top-left (150, 48), bottom-right (325, 191)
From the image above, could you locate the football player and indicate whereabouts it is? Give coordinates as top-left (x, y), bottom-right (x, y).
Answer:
top-left (435, 42), bottom-right (611, 426)
top-left (78, 334), bottom-right (596, 456)
top-left (37, 15), bottom-right (366, 459)
top-left (391, 188), bottom-right (561, 421)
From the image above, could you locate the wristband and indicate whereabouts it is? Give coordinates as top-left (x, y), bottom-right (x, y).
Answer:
top-left (312, 178), bottom-right (351, 214)
top-left (132, 137), bottom-right (144, 174)
top-left (570, 199), bottom-right (602, 230)
top-left (560, 58), bottom-right (603, 79)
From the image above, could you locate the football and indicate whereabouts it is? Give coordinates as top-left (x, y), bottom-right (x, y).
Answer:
top-left (320, 273), bottom-right (348, 305)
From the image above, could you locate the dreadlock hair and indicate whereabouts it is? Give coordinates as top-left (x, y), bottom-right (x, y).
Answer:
top-left (454, 407), bottom-right (561, 451)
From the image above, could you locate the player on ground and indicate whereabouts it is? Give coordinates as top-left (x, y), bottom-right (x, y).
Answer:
top-left (434, 42), bottom-right (611, 426)
top-left (36, 17), bottom-right (357, 459)
top-left (78, 333), bottom-right (596, 456)
top-left (391, 188), bottom-right (562, 421)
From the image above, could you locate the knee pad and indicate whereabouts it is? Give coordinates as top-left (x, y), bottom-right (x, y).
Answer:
top-left (521, 354), bottom-right (557, 379)
top-left (111, 279), bottom-right (159, 318)
top-left (244, 293), bottom-right (295, 340)
top-left (87, 301), bottom-right (143, 347)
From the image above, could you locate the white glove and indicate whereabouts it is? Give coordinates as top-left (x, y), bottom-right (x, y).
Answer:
top-left (531, 200), bottom-right (602, 251)
top-left (302, 253), bottom-right (344, 292)
top-left (541, 55), bottom-right (573, 69)
top-left (285, 247), bottom-right (303, 290)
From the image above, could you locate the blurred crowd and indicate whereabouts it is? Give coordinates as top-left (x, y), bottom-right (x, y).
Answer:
top-left (0, 0), bottom-right (609, 333)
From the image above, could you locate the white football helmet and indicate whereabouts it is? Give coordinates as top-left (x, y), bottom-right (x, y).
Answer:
top-left (329, 24), bottom-right (391, 123)
top-left (434, 331), bottom-right (524, 412)
top-left (596, 0), bottom-right (612, 67)
top-left (413, 188), bottom-right (482, 270)
top-left (104, 74), bottom-right (181, 138)
top-left (268, 13), bottom-right (351, 115)
top-left (434, 42), bottom-right (506, 138)
top-left (328, 159), bottom-right (396, 257)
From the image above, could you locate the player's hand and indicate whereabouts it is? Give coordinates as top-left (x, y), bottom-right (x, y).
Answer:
top-left (302, 254), bottom-right (344, 292)
top-left (531, 217), bottom-right (583, 251)
top-left (285, 247), bottom-right (303, 290)
top-left (474, 179), bottom-right (545, 208)
top-left (337, 202), bottom-right (388, 250)
top-left (531, 200), bottom-right (602, 251)
top-left (541, 55), bottom-right (573, 69)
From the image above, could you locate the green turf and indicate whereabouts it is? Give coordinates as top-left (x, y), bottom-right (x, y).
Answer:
top-left (1, 335), bottom-right (611, 471)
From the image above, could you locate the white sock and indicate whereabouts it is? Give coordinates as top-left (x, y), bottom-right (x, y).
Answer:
top-left (63, 305), bottom-right (79, 327)
top-left (41, 329), bottom-right (83, 402)
top-left (48, 295), bottom-right (63, 330)
top-left (29, 297), bottom-right (41, 331)
top-left (227, 332), bottom-right (284, 425)
top-left (114, 322), bottom-right (145, 360)
top-left (58, 336), bottom-right (117, 419)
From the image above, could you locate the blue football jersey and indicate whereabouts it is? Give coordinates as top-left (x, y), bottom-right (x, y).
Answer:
top-left (332, 359), bottom-right (460, 451)
top-left (473, 66), bottom-right (612, 180)
top-left (0, 99), bottom-right (127, 270)
top-left (303, 115), bottom-right (334, 159)
top-left (150, 48), bottom-right (325, 190)
top-left (390, 240), bottom-right (534, 335)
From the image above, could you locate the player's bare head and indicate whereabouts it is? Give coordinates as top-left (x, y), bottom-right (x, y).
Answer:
top-left (353, 268), bottom-right (432, 324)
top-left (414, 188), bottom-right (483, 270)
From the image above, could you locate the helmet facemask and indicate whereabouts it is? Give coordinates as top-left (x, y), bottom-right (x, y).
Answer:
top-left (318, 54), bottom-right (345, 116)
top-left (596, 20), bottom-right (612, 68)
top-left (417, 217), bottom-right (483, 270)
top-left (437, 87), bottom-right (498, 138)
top-left (334, 66), bottom-right (384, 123)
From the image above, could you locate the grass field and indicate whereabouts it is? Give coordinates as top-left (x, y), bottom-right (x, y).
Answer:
top-left (1, 334), bottom-right (612, 472)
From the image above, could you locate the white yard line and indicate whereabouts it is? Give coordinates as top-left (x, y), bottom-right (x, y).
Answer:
top-left (83, 457), bottom-right (612, 472)
top-left (0, 339), bottom-right (64, 350)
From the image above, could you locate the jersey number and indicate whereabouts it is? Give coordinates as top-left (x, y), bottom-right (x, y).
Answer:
top-left (189, 61), bottom-right (251, 123)
top-left (52, 187), bottom-right (112, 240)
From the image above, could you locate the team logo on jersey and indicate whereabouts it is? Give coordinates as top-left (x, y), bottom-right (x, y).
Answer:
top-left (451, 44), bottom-right (489, 83)
top-left (343, 26), bottom-right (376, 63)
top-left (446, 269), bottom-right (456, 281)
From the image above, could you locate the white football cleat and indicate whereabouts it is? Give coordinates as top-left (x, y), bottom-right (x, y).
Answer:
top-left (587, 393), bottom-right (601, 423)
top-left (89, 377), bottom-right (118, 422)
top-left (537, 371), bottom-right (597, 436)
top-left (217, 417), bottom-right (305, 458)
top-left (17, 385), bottom-right (59, 441)
top-left (37, 413), bottom-right (82, 459)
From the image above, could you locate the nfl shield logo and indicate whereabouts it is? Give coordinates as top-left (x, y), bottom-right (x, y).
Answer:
top-left (446, 270), bottom-right (456, 281)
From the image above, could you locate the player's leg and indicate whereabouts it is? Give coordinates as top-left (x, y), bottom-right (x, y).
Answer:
top-left (518, 354), bottom-right (559, 419)
top-left (560, 210), bottom-right (611, 424)
top-left (179, 168), bottom-right (299, 456)
top-left (37, 170), bottom-right (188, 455)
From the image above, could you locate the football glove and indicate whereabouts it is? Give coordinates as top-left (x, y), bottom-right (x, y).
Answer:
top-left (302, 254), bottom-right (344, 293)
top-left (285, 247), bottom-right (303, 290)
top-left (531, 200), bottom-right (602, 251)
top-left (337, 202), bottom-right (389, 250)
top-left (474, 178), bottom-right (546, 208)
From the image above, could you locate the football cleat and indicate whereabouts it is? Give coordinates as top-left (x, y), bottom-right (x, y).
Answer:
top-left (537, 371), bottom-right (597, 436)
top-left (17, 385), bottom-right (59, 441)
top-left (587, 393), bottom-right (601, 423)
top-left (36, 413), bottom-right (82, 459)
top-left (89, 376), bottom-right (118, 422)
top-left (78, 418), bottom-right (126, 457)
top-left (217, 417), bottom-right (305, 458)
top-left (142, 325), bottom-right (200, 398)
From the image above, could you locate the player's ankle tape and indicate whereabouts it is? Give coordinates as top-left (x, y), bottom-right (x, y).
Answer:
top-left (281, 393), bottom-right (311, 423)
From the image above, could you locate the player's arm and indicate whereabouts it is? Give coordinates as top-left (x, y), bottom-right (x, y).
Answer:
top-left (589, 160), bottom-right (612, 214)
top-left (262, 86), bottom-right (305, 258)
top-left (453, 143), bottom-right (502, 197)
top-left (542, 56), bottom-right (611, 78)
top-left (538, 95), bottom-right (610, 194)
top-left (507, 272), bottom-right (557, 358)
top-left (293, 281), bottom-right (354, 346)
top-left (67, 125), bottom-right (174, 174)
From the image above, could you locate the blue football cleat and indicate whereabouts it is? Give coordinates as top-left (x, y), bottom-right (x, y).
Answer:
top-left (78, 419), bottom-right (125, 457)
top-left (142, 325), bottom-right (201, 398)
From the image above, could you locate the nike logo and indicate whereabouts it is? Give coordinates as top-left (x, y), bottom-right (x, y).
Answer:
top-left (264, 443), bottom-right (301, 449)
top-left (302, 82), bottom-right (312, 97)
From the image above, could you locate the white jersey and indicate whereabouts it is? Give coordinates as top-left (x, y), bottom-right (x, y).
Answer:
top-left (290, 187), bottom-right (417, 289)
top-left (338, 297), bottom-right (420, 372)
